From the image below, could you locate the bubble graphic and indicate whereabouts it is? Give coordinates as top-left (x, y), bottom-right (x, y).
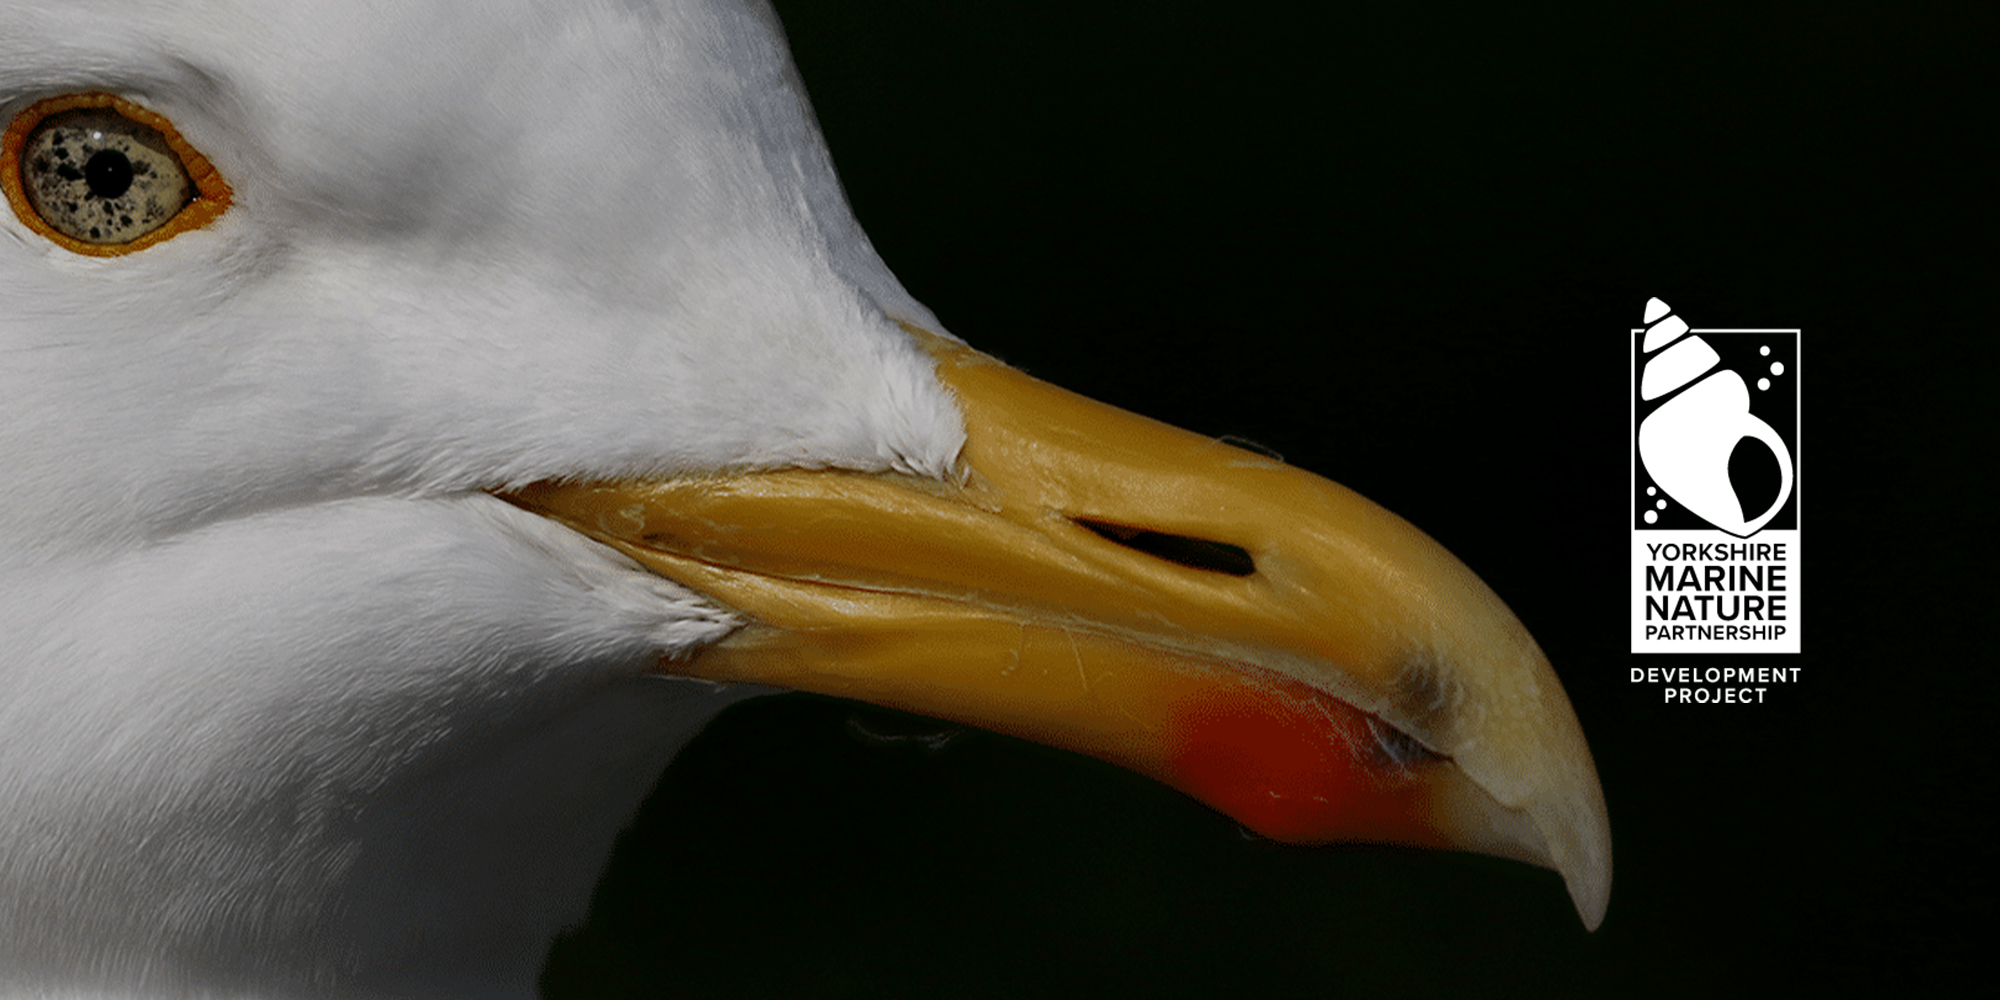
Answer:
top-left (1771, 362), bottom-right (1785, 376)
top-left (1656, 499), bottom-right (1667, 510)
top-left (1760, 346), bottom-right (1770, 356)
top-left (1644, 510), bottom-right (1658, 524)
top-left (1647, 486), bottom-right (1657, 496)
top-left (1758, 378), bottom-right (1771, 391)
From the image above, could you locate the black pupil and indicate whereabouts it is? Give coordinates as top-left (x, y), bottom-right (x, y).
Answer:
top-left (83, 150), bottom-right (135, 200)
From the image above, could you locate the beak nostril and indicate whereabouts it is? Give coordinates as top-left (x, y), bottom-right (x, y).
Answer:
top-left (1072, 518), bottom-right (1256, 577)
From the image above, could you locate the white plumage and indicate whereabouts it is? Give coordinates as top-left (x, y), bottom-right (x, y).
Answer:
top-left (2, 1), bottom-right (1611, 996)
top-left (2, 0), bottom-right (967, 993)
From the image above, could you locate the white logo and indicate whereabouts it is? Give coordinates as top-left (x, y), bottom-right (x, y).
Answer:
top-left (1636, 298), bottom-right (1795, 537)
top-left (1630, 298), bottom-right (1801, 673)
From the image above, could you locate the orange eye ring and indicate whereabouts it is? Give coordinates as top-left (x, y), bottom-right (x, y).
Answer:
top-left (1, 91), bottom-right (232, 256)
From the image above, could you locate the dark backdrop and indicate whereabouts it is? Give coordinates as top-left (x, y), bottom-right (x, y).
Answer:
top-left (546, 2), bottom-right (1985, 996)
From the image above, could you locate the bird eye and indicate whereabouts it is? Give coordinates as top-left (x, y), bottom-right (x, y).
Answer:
top-left (2, 92), bottom-right (231, 255)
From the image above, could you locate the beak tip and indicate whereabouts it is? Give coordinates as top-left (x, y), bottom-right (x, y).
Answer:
top-left (1561, 829), bottom-right (1612, 931)
top-left (1441, 760), bottom-right (1612, 930)
top-left (1544, 774), bottom-right (1613, 931)
top-left (1569, 861), bottom-right (1611, 931)
top-left (1577, 888), bottom-right (1609, 933)
top-left (1572, 824), bottom-right (1613, 932)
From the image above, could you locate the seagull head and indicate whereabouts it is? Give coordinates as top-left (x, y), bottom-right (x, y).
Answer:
top-left (0, 0), bottom-right (1608, 995)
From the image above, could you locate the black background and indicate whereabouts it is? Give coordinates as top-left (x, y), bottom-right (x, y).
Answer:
top-left (545, 2), bottom-right (1985, 996)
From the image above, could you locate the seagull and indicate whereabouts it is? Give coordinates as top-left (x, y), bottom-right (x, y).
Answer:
top-left (0, 1), bottom-right (1610, 996)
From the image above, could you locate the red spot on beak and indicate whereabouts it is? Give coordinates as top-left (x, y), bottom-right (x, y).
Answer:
top-left (1168, 672), bottom-right (1449, 848)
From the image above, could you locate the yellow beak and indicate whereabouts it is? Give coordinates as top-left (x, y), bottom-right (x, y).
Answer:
top-left (498, 327), bottom-right (1610, 928)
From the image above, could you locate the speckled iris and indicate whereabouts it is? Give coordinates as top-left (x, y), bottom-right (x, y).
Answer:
top-left (19, 108), bottom-right (193, 244)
